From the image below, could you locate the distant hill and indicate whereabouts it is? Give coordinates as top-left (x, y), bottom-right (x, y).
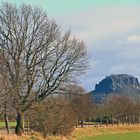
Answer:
top-left (91, 74), bottom-right (140, 103)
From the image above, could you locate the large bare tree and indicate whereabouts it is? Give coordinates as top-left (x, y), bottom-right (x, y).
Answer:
top-left (0, 3), bottom-right (88, 135)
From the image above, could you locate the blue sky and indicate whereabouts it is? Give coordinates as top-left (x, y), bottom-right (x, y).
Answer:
top-left (1, 1), bottom-right (140, 91)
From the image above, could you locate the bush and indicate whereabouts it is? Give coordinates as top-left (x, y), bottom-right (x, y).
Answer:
top-left (29, 98), bottom-right (76, 137)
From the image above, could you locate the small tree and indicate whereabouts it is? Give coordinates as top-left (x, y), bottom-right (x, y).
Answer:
top-left (68, 85), bottom-right (94, 127)
top-left (29, 97), bottom-right (76, 137)
top-left (0, 3), bottom-right (88, 135)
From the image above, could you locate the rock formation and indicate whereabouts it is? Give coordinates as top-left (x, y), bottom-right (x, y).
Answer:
top-left (91, 74), bottom-right (140, 103)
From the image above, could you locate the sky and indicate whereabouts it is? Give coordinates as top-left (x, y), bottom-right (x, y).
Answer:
top-left (1, 0), bottom-right (140, 91)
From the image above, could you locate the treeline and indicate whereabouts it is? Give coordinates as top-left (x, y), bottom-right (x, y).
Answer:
top-left (1, 86), bottom-right (140, 137)
top-left (26, 85), bottom-right (95, 137)
top-left (3, 90), bottom-right (140, 137)
top-left (95, 94), bottom-right (140, 126)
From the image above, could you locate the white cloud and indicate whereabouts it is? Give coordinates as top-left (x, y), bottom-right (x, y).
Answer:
top-left (127, 35), bottom-right (140, 43)
top-left (89, 59), bottom-right (99, 69)
top-left (114, 36), bottom-right (140, 61)
top-left (117, 51), bottom-right (140, 60)
top-left (110, 64), bottom-right (140, 74)
top-left (54, 6), bottom-right (140, 43)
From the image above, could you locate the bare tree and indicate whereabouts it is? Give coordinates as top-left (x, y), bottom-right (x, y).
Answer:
top-left (103, 94), bottom-right (136, 125)
top-left (0, 66), bottom-right (13, 134)
top-left (0, 3), bottom-right (88, 135)
top-left (67, 85), bottom-right (94, 127)
top-left (29, 97), bottom-right (76, 138)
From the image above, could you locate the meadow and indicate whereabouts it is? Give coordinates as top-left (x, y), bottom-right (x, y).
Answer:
top-left (78, 132), bottom-right (140, 140)
top-left (71, 125), bottom-right (140, 140)
top-left (0, 122), bottom-right (16, 127)
top-left (1, 124), bottom-right (140, 140)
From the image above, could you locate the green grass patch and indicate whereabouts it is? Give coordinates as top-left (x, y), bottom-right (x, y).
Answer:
top-left (78, 132), bottom-right (140, 140)
top-left (0, 121), bottom-right (16, 127)
top-left (83, 122), bottom-right (100, 125)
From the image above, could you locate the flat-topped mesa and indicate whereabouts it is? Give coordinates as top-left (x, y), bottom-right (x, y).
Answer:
top-left (91, 74), bottom-right (140, 103)
top-left (95, 74), bottom-right (140, 94)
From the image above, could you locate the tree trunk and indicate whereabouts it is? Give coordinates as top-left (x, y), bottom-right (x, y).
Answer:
top-left (132, 115), bottom-right (135, 125)
top-left (138, 115), bottom-right (140, 124)
top-left (122, 116), bottom-right (124, 125)
top-left (117, 117), bottom-right (119, 126)
top-left (43, 132), bottom-right (47, 138)
top-left (81, 116), bottom-right (84, 128)
top-left (106, 118), bottom-right (108, 126)
top-left (125, 116), bottom-right (128, 124)
top-left (111, 117), bottom-right (114, 126)
top-left (100, 117), bottom-right (102, 127)
top-left (76, 116), bottom-right (79, 128)
top-left (27, 116), bottom-right (30, 132)
top-left (4, 103), bottom-right (10, 134)
top-left (15, 111), bottom-right (24, 135)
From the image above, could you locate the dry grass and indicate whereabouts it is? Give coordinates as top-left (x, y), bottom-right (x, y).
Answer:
top-left (1, 125), bottom-right (140, 140)
top-left (0, 132), bottom-right (70, 140)
top-left (71, 124), bottom-right (140, 139)
top-left (0, 133), bottom-right (42, 140)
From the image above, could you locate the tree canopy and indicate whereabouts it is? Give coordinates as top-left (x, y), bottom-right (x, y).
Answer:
top-left (0, 3), bottom-right (88, 135)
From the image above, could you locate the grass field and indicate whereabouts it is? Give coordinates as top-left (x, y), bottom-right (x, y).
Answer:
top-left (0, 122), bottom-right (16, 127)
top-left (71, 125), bottom-right (140, 140)
top-left (78, 132), bottom-right (140, 140)
top-left (0, 124), bottom-right (140, 140)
